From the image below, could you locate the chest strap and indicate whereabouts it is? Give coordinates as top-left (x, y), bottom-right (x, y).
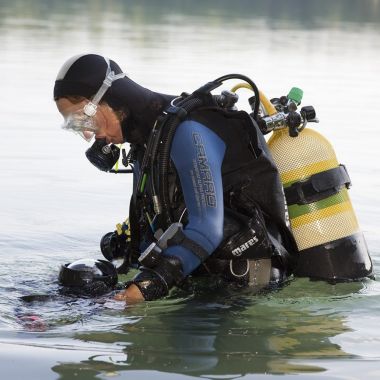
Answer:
top-left (284, 164), bottom-right (351, 206)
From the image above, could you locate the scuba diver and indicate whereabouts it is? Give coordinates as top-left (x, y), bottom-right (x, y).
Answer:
top-left (54, 54), bottom-right (372, 301)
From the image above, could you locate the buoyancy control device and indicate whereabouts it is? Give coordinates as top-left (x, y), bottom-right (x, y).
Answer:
top-left (98, 74), bottom-right (264, 269)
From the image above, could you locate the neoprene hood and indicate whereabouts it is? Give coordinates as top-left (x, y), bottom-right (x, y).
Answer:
top-left (54, 53), bottom-right (174, 144)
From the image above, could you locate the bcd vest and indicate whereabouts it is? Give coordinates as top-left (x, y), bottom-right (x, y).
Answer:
top-left (129, 106), bottom-right (298, 278)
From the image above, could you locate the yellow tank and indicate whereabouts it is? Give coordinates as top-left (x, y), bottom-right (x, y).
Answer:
top-left (230, 82), bottom-right (372, 280)
top-left (267, 127), bottom-right (373, 280)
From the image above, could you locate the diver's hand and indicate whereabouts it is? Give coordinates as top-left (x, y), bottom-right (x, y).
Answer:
top-left (114, 284), bottom-right (145, 302)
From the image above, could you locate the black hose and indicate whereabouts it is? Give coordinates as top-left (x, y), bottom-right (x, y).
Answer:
top-left (158, 97), bottom-right (203, 225)
top-left (149, 124), bottom-right (164, 200)
top-left (213, 74), bottom-right (261, 120)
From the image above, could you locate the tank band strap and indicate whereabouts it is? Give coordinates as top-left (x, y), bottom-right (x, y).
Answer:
top-left (285, 164), bottom-right (351, 205)
top-left (167, 230), bottom-right (210, 262)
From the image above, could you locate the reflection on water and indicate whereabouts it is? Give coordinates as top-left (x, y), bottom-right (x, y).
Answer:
top-left (50, 281), bottom-right (358, 378)
top-left (1, 0), bottom-right (380, 379)
top-left (5, 279), bottom-right (368, 379)
top-left (2, 276), bottom-right (374, 379)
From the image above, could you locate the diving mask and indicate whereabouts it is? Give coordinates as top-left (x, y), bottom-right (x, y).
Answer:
top-left (61, 57), bottom-right (126, 141)
top-left (62, 104), bottom-right (100, 141)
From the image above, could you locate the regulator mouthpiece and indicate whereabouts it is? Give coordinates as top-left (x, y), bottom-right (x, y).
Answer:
top-left (85, 138), bottom-right (120, 171)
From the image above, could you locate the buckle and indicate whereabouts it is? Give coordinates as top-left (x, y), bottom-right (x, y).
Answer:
top-left (165, 105), bottom-right (188, 120)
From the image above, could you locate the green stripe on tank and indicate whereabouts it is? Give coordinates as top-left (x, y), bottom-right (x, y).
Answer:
top-left (288, 189), bottom-right (349, 219)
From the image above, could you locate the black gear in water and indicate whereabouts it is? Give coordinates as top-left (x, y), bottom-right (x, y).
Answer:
top-left (59, 281), bottom-right (113, 297)
top-left (58, 258), bottom-right (118, 296)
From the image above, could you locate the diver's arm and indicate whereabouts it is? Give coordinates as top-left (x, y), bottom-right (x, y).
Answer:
top-left (163, 120), bottom-right (226, 274)
top-left (117, 121), bottom-right (226, 301)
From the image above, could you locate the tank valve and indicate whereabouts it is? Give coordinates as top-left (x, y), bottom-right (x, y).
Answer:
top-left (257, 113), bottom-right (287, 134)
top-left (257, 106), bottom-right (317, 137)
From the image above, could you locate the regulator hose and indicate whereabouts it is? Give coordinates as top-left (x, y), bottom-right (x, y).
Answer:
top-left (213, 74), bottom-right (261, 120)
top-left (158, 96), bottom-right (203, 225)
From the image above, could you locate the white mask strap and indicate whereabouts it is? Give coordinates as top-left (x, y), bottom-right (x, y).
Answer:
top-left (84, 57), bottom-right (127, 117)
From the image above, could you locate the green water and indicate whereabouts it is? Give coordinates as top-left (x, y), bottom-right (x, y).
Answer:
top-left (1, 0), bottom-right (380, 379)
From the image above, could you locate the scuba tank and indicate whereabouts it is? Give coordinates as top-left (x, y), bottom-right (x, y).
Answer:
top-left (257, 87), bottom-right (373, 281)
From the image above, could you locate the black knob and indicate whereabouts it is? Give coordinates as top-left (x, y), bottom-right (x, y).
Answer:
top-left (287, 111), bottom-right (302, 138)
top-left (301, 106), bottom-right (316, 121)
top-left (287, 111), bottom-right (302, 129)
top-left (280, 96), bottom-right (288, 106)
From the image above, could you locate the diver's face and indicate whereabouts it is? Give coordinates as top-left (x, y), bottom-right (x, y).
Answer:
top-left (56, 98), bottom-right (124, 144)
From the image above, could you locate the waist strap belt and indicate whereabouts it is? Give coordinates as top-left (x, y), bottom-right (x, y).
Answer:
top-left (284, 164), bottom-right (351, 205)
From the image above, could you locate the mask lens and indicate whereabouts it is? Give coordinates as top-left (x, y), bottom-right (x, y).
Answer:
top-left (62, 109), bottom-right (99, 142)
